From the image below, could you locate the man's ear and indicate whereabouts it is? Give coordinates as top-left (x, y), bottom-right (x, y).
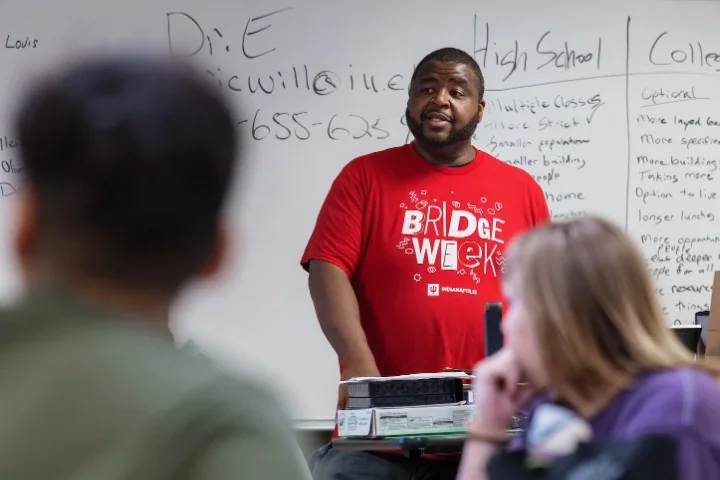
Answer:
top-left (477, 99), bottom-right (486, 123)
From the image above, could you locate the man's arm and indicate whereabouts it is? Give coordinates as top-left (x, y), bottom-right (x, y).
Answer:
top-left (308, 260), bottom-right (377, 375)
top-left (301, 161), bottom-right (379, 389)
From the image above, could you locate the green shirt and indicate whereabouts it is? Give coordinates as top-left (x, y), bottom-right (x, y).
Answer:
top-left (0, 287), bottom-right (312, 479)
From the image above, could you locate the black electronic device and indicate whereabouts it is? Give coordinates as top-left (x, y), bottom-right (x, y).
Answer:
top-left (670, 324), bottom-right (702, 355)
top-left (484, 301), bottom-right (504, 357)
top-left (346, 377), bottom-right (464, 409)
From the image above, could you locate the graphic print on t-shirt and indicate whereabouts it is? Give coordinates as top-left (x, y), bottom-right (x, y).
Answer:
top-left (396, 189), bottom-right (508, 296)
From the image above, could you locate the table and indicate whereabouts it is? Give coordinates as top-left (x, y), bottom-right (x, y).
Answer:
top-left (332, 429), bottom-right (523, 458)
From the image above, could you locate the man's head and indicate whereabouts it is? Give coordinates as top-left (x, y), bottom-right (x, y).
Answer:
top-left (13, 54), bottom-right (238, 297)
top-left (406, 47), bottom-right (485, 148)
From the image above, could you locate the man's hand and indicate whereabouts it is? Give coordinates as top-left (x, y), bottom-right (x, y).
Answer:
top-left (336, 363), bottom-right (381, 411)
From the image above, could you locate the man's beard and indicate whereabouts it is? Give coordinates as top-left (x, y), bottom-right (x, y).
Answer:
top-left (405, 108), bottom-right (479, 147)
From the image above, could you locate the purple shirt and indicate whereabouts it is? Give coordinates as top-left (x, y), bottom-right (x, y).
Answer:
top-left (517, 368), bottom-right (720, 479)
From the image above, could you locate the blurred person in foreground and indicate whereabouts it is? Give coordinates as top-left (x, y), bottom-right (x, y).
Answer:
top-left (0, 55), bottom-right (310, 479)
top-left (458, 216), bottom-right (720, 480)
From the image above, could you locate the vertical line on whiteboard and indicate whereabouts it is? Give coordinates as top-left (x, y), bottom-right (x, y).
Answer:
top-left (624, 16), bottom-right (632, 230)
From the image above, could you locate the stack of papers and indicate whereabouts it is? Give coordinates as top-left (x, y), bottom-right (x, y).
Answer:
top-left (340, 371), bottom-right (473, 384)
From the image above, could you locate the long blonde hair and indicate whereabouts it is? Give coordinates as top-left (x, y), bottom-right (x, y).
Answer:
top-left (504, 215), bottom-right (720, 402)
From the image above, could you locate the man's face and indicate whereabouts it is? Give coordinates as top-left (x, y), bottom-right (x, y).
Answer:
top-left (406, 60), bottom-right (484, 147)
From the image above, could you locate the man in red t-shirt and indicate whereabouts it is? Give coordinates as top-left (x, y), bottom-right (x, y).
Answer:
top-left (302, 47), bottom-right (550, 479)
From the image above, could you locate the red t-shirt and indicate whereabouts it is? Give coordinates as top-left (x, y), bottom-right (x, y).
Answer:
top-left (302, 143), bottom-right (549, 376)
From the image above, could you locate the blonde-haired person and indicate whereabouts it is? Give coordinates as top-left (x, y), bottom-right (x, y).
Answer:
top-left (458, 215), bottom-right (720, 480)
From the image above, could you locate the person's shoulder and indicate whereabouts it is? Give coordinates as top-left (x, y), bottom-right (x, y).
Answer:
top-left (624, 368), bottom-right (720, 428)
top-left (4, 315), bottom-right (294, 439)
top-left (477, 149), bottom-right (546, 204)
top-left (634, 368), bottom-right (720, 400)
top-left (342, 144), bottom-right (411, 174)
top-left (478, 149), bottom-right (542, 188)
top-left (104, 329), bottom-right (306, 476)
top-left (123, 326), bottom-right (277, 401)
top-left (109, 326), bottom-right (300, 444)
top-left (172, 341), bottom-right (287, 419)
top-left (606, 369), bottom-right (720, 480)
top-left (328, 144), bottom-right (413, 193)
top-left (354, 144), bottom-right (411, 163)
top-left (56, 320), bottom-right (284, 421)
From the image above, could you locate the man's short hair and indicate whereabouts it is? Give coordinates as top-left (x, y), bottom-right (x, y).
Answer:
top-left (410, 47), bottom-right (485, 100)
top-left (15, 54), bottom-right (239, 293)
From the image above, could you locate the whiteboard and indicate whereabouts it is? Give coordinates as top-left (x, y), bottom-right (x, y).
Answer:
top-left (0, 0), bottom-right (717, 429)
